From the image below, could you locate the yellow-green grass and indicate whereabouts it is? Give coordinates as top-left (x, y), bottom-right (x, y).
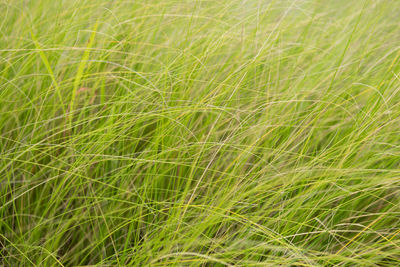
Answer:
top-left (1, 0), bottom-right (400, 265)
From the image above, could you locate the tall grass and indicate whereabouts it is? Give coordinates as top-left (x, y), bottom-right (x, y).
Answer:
top-left (1, 0), bottom-right (400, 265)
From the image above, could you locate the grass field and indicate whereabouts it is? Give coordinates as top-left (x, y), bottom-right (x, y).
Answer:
top-left (1, 0), bottom-right (400, 265)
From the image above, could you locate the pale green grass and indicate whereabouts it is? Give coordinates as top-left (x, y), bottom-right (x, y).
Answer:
top-left (1, 0), bottom-right (400, 266)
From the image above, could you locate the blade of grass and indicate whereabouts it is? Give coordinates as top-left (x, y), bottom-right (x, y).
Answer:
top-left (69, 21), bottom-right (99, 125)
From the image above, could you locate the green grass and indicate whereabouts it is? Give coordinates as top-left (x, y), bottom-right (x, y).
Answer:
top-left (1, 0), bottom-right (400, 265)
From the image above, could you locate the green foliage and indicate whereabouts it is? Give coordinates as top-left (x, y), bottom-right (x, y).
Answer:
top-left (1, 0), bottom-right (400, 265)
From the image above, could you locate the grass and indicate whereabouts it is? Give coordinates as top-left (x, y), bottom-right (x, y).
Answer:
top-left (1, 0), bottom-right (400, 265)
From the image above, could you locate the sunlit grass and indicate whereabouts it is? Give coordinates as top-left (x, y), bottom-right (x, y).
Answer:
top-left (1, 0), bottom-right (400, 265)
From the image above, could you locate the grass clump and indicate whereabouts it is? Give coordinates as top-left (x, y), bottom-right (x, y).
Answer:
top-left (1, 0), bottom-right (400, 265)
